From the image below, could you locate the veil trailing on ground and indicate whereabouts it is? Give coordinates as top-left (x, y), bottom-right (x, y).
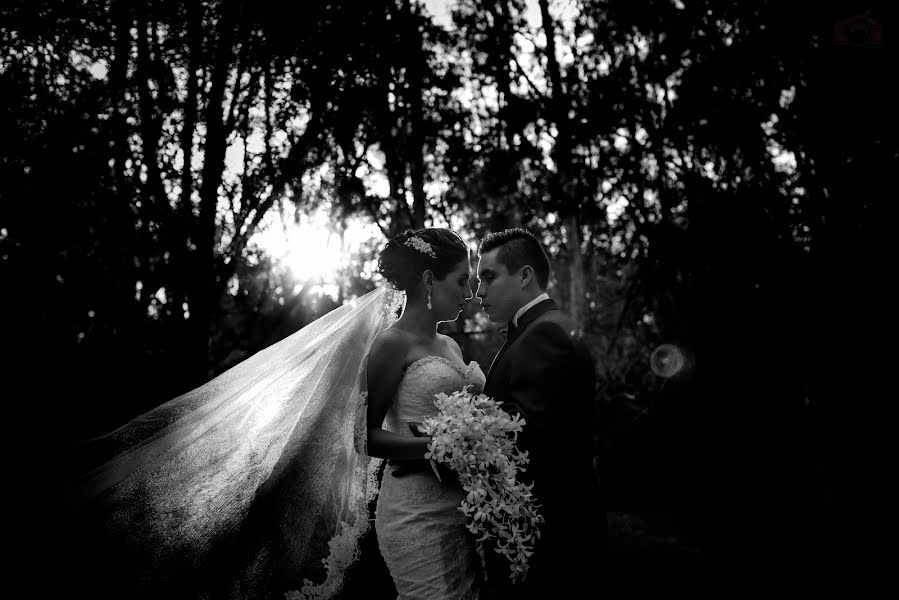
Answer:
top-left (65, 285), bottom-right (404, 599)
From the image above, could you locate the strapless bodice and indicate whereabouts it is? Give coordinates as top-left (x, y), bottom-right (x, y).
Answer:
top-left (383, 356), bottom-right (486, 437)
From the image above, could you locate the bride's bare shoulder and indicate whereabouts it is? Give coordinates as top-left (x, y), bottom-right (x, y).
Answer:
top-left (371, 327), bottom-right (413, 360)
top-left (437, 333), bottom-right (465, 361)
top-left (375, 326), bottom-right (413, 344)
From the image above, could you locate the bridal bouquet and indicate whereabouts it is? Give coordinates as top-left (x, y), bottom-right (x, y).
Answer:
top-left (421, 386), bottom-right (543, 582)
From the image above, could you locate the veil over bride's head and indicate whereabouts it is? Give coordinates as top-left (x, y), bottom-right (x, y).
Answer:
top-left (63, 281), bottom-right (404, 598)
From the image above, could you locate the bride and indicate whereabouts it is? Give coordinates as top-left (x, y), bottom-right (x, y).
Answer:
top-left (367, 228), bottom-right (485, 599)
top-left (62, 227), bottom-right (484, 599)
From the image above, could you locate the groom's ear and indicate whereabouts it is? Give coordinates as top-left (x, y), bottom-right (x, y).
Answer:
top-left (520, 265), bottom-right (534, 288)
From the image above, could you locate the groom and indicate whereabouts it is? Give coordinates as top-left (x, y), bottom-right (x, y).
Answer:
top-left (476, 228), bottom-right (606, 599)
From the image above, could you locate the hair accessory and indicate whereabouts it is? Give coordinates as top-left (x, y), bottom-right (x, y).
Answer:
top-left (404, 235), bottom-right (437, 258)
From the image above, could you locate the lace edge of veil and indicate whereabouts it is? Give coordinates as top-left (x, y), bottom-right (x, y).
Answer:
top-left (284, 286), bottom-right (401, 600)
top-left (286, 458), bottom-right (383, 600)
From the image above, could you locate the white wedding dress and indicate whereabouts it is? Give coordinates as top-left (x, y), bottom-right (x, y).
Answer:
top-left (375, 355), bottom-right (486, 600)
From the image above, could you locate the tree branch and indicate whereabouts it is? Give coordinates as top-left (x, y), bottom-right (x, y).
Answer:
top-left (511, 55), bottom-right (548, 101)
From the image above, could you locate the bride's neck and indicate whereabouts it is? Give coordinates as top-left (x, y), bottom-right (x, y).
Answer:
top-left (397, 304), bottom-right (439, 339)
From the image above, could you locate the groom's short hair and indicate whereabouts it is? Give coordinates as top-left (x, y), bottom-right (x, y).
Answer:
top-left (478, 228), bottom-right (551, 289)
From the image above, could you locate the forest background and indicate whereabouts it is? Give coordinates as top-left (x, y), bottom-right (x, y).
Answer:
top-left (1, 0), bottom-right (893, 597)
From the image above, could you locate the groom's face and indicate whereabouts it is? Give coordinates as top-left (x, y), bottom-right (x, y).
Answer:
top-left (476, 248), bottom-right (522, 324)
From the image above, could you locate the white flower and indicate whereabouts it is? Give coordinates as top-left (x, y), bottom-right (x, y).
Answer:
top-left (404, 235), bottom-right (437, 258)
top-left (422, 386), bottom-right (543, 583)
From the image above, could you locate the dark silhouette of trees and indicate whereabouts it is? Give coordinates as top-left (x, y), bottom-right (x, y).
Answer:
top-left (2, 0), bottom-right (892, 595)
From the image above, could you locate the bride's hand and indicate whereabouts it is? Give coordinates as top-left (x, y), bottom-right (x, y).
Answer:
top-left (406, 422), bottom-right (447, 483)
top-left (408, 421), bottom-right (428, 437)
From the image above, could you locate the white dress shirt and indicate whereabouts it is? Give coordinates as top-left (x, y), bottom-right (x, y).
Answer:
top-left (513, 292), bottom-right (550, 326)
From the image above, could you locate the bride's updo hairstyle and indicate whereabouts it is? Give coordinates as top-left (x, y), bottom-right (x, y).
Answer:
top-left (378, 228), bottom-right (468, 296)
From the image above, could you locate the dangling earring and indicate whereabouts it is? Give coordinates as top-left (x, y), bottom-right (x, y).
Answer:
top-left (427, 289), bottom-right (432, 310)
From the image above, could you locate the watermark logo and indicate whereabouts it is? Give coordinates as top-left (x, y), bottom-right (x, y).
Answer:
top-left (834, 13), bottom-right (883, 47)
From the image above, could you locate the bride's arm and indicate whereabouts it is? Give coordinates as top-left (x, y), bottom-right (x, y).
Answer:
top-left (366, 330), bottom-right (431, 460)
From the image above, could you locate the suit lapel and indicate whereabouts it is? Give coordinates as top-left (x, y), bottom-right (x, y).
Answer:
top-left (485, 299), bottom-right (557, 389)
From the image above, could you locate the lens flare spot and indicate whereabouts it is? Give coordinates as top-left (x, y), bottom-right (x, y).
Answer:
top-left (650, 344), bottom-right (687, 378)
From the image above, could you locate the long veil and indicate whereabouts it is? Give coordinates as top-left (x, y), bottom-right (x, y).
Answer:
top-left (60, 285), bottom-right (403, 599)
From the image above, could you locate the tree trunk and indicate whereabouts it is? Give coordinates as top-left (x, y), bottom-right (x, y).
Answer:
top-left (402, 0), bottom-right (427, 228)
top-left (192, 0), bottom-right (239, 376)
top-left (537, 0), bottom-right (585, 326)
top-left (179, 1), bottom-right (202, 215)
top-left (106, 0), bottom-right (140, 358)
top-left (165, 0), bottom-right (204, 361)
top-left (108, 0), bottom-right (132, 201)
top-left (373, 5), bottom-right (413, 232)
top-left (489, 0), bottom-right (517, 151)
top-left (378, 74), bottom-right (412, 230)
top-left (134, 2), bottom-right (169, 212)
top-left (563, 214), bottom-right (586, 326)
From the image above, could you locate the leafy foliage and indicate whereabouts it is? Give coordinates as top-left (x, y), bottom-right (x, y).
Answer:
top-left (2, 2), bottom-right (890, 536)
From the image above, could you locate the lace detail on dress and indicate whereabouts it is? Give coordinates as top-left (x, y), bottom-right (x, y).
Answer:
top-left (376, 356), bottom-right (486, 599)
top-left (404, 355), bottom-right (480, 378)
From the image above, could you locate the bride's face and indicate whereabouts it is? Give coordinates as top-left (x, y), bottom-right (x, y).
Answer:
top-left (431, 258), bottom-right (473, 323)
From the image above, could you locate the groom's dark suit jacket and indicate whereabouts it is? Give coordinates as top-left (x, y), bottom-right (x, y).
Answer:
top-left (484, 298), bottom-right (606, 598)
